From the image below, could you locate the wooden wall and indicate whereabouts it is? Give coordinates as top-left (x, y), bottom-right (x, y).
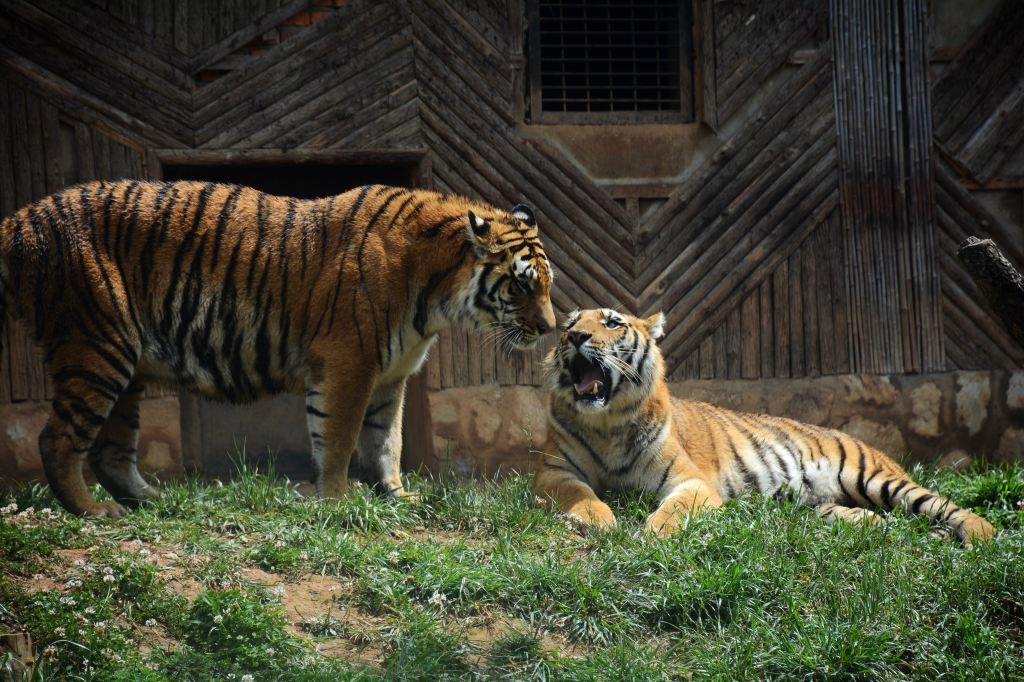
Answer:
top-left (1, 0), bottom-right (1022, 404)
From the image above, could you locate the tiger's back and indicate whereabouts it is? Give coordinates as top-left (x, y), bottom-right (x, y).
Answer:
top-left (536, 308), bottom-right (995, 544)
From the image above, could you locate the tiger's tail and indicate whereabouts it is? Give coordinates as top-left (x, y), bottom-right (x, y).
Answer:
top-left (862, 462), bottom-right (996, 544)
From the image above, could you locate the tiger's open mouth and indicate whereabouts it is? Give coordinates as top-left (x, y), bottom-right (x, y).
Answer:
top-left (569, 353), bottom-right (610, 404)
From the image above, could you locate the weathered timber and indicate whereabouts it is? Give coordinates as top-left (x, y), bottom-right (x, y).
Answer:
top-left (0, 47), bottom-right (187, 148)
top-left (957, 237), bottom-right (1024, 349)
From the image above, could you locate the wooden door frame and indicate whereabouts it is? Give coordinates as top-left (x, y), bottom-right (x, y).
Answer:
top-left (148, 147), bottom-right (437, 477)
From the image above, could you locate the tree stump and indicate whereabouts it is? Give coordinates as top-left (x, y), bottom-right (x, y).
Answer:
top-left (956, 236), bottom-right (1024, 347)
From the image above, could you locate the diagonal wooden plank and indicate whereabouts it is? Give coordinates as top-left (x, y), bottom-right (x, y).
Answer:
top-left (187, 0), bottom-right (316, 72)
top-left (638, 88), bottom-right (835, 304)
top-left (661, 161), bottom-right (839, 372)
top-left (308, 80), bottom-right (419, 148)
top-left (637, 53), bottom-right (833, 285)
top-left (193, 11), bottom-right (400, 145)
top-left (193, 3), bottom-right (387, 111)
top-left (204, 31), bottom-right (413, 148)
top-left (0, 50), bottom-right (188, 148)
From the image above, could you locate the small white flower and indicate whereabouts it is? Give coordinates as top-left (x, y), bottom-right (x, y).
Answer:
top-left (299, 551), bottom-right (309, 561)
top-left (271, 585), bottom-right (286, 597)
top-left (53, 626), bottom-right (65, 637)
top-left (241, 675), bottom-right (255, 682)
top-left (213, 614), bottom-right (224, 624)
top-left (94, 621), bottom-right (107, 632)
top-left (139, 548), bottom-right (151, 556)
top-left (73, 559), bottom-right (86, 567)
top-left (102, 574), bottom-right (116, 583)
top-left (102, 566), bottom-right (114, 574)
top-left (427, 591), bottom-right (448, 608)
top-left (32, 573), bottom-right (44, 581)
top-left (64, 578), bottom-right (83, 588)
top-left (42, 646), bottom-right (56, 657)
top-left (264, 647), bottom-right (276, 656)
top-left (145, 618), bottom-right (157, 627)
top-left (84, 606), bottom-right (97, 615)
top-left (0, 503), bottom-right (16, 515)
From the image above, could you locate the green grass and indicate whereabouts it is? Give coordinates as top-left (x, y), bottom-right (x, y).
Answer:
top-left (0, 462), bottom-right (1022, 681)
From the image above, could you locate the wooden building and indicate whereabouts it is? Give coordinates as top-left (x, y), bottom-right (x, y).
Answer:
top-left (1, 0), bottom-right (1023, 482)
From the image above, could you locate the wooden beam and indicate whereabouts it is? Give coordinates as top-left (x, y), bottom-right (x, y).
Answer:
top-left (956, 237), bottom-right (1024, 349)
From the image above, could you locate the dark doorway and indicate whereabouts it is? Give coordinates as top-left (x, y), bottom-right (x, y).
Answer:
top-left (160, 155), bottom-right (434, 482)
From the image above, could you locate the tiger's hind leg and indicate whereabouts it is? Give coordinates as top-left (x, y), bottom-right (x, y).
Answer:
top-left (40, 341), bottom-right (140, 518)
top-left (86, 382), bottom-right (159, 507)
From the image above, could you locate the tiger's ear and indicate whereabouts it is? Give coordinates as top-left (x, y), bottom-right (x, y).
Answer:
top-left (643, 312), bottom-right (666, 340)
top-left (510, 203), bottom-right (536, 227)
top-left (466, 211), bottom-right (501, 254)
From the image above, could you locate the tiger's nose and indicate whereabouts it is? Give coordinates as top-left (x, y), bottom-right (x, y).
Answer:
top-left (567, 330), bottom-right (591, 349)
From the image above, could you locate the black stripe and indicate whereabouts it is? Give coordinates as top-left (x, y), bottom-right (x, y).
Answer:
top-left (555, 416), bottom-right (610, 473)
top-left (879, 478), bottom-right (894, 509)
top-left (422, 215), bottom-right (461, 238)
top-left (554, 445), bottom-right (590, 482)
top-left (244, 193), bottom-right (267, 296)
top-left (306, 405), bottom-right (328, 419)
top-left (911, 493), bottom-right (935, 514)
top-left (654, 461), bottom-right (673, 496)
top-left (854, 442), bottom-right (869, 504)
top-left (210, 185), bottom-right (243, 270)
top-left (413, 245), bottom-right (469, 335)
top-left (365, 400), bottom-right (393, 418)
top-left (889, 479), bottom-right (911, 504)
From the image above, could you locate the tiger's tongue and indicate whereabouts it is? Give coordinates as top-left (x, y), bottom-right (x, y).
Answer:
top-left (574, 366), bottom-right (604, 395)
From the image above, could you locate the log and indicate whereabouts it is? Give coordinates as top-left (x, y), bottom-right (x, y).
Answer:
top-left (957, 237), bottom-right (1024, 348)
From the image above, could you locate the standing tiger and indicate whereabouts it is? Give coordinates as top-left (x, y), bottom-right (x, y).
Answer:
top-left (0, 181), bottom-right (555, 517)
top-left (534, 308), bottom-right (996, 544)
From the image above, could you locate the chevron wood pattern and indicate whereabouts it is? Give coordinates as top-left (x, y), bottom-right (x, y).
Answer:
top-left (932, 0), bottom-right (1024, 185)
top-left (928, 0), bottom-right (1024, 370)
top-left (0, 0), bottom-right (1021, 403)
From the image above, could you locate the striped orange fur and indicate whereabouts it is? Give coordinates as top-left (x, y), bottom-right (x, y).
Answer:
top-left (0, 180), bottom-right (555, 517)
top-left (534, 308), bottom-right (996, 544)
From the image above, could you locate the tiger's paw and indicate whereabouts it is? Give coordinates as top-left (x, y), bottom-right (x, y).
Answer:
top-left (79, 501), bottom-right (127, 519)
top-left (958, 517), bottom-right (997, 546)
top-left (564, 502), bottom-right (617, 534)
top-left (842, 507), bottom-right (885, 527)
top-left (643, 510), bottom-right (684, 538)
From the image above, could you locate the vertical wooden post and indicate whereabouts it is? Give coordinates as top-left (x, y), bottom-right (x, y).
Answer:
top-left (830, 0), bottom-right (943, 373)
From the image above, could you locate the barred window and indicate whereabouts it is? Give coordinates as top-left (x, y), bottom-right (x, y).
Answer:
top-left (527, 0), bottom-right (694, 123)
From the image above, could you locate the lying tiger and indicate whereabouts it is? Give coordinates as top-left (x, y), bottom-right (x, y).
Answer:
top-left (534, 308), bottom-right (996, 544)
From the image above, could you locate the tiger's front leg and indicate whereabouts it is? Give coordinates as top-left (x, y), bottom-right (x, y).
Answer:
top-left (645, 475), bottom-right (723, 538)
top-left (533, 451), bottom-right (616, 531)
top-left (354, 379), bottom-right (411, 497)
top-left (306, 369), bottom-right (376, 500)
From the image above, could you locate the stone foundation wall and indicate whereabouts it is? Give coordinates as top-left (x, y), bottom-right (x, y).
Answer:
top-left (0, 397), bottom-right (184, 484)
top-left (428, 371), bottom-right (1024, 477)
top-left (3, 372), bottom-right (1021, 486)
